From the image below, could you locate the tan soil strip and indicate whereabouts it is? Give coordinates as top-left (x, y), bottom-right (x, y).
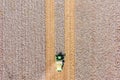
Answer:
top-left (45, 0), bottom-right (56, 80)
top-left (64, 0), bottom-right (75, 80)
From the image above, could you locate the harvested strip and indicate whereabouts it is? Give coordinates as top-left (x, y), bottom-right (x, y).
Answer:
top-left (64, 0), bottom-right (75, 80)
top-left (45, 0), bottom-right (56, 80)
